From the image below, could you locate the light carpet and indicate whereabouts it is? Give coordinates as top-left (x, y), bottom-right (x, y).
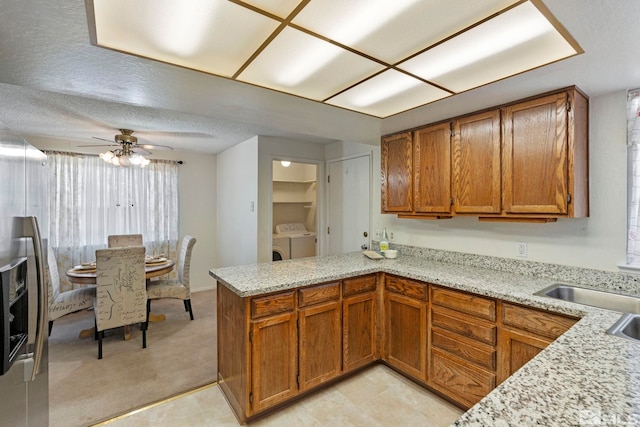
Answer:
top-left (48, 289), bottom-right (217, 427)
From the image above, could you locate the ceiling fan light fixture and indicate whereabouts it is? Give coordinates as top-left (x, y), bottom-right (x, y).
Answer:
top-left (99, 150), bottom-right (115, 161)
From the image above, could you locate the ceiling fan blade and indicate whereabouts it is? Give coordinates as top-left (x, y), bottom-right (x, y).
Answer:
top-left (136, 143), bottom-right (173, 151)
top-left (132, 146), bottom-right (152, 155)
top-left (78, 144), bottom-right (118, 148)
top-left (92, 136), bottom-right (114, 143)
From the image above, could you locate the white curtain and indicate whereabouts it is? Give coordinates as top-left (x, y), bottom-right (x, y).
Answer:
top-left (627, 90), bottom-right (640, 265)
top-left (46, 152), bottom-right (179, 291)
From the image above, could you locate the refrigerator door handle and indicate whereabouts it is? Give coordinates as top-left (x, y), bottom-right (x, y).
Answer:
top-left (22, 216), bottom-right (46, 382)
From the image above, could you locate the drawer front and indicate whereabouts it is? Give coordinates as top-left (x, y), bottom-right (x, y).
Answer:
top-left (501, 303), bottom-right (577, 339)
top-left (432, 306), bottom-right (496, 346)
top-left (431, 348), bottom-right (496, 407)
top-left (343, 274), bottom-right (377, 297)
top-left (432, 287), bottom-right (496, 321)
top-left (251, 291), bottom-right (295, 319)
top-left (299, 282), bottom-right (340, 308)
top-left (385, 275), bottom-right (428, 300)
top-left (432, 328), bottom-right (496, 371)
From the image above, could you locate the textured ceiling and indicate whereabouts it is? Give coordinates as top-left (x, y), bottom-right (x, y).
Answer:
top-left (0, 0), bottom-right (639, 155)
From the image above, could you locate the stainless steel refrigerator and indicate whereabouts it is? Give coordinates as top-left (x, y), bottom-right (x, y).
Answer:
top-left (0, 125), bottom-right (49, 426)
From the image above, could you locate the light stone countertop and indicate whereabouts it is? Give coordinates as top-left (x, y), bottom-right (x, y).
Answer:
top-left (209, 252), bottom-right (640, 426)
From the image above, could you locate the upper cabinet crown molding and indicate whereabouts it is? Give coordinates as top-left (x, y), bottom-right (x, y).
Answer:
top-left (381, 86), bottom-right (589, 222)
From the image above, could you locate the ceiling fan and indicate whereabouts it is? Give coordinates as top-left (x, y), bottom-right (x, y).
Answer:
top-left (81, 129), bottom-right (173, 167)
top-left (84, 129), bottom-right (174, 155)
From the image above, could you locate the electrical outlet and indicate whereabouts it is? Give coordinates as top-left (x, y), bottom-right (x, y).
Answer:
top-left (375, 229), bottom-right (381, 239)
top-left (516, 242), bottom-right (528, 258)
top-left (390, 232), bottom-right (394, 240)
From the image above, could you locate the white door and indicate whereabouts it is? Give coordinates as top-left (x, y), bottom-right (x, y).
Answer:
top-left (328, 155), bottom-right (370, 255)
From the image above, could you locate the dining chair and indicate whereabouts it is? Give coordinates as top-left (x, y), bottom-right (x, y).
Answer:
top-left (146, 235), bottom-right (197, 320)
top-left (47, 250), bottom-right (96, 336)
top-left (94, 246), bottom-right (147, 359)
top-left (107, 234), bottom-right (143, 248)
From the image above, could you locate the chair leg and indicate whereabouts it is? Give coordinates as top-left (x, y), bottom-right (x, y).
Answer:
top-left (98, 331), bottom-right (103, 360)
top-left (48, 320), bottom-right (53, 337)
top-left (142, 322), bottom-right (147, 349)
top-left (185, 299), bottom-right (194, 320)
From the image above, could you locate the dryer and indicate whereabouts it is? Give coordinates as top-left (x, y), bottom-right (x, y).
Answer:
top-left (275, 223), bottom-right (316, 259)
top-left (272, 234), bottom-right (290, 261)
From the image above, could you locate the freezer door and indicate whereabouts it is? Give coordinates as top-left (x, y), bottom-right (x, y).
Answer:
top-left (0, 358), bottom-right (28, 427)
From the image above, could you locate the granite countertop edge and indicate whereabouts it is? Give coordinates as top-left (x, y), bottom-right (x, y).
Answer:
top-left (209, 252), bottom-right (640, 426)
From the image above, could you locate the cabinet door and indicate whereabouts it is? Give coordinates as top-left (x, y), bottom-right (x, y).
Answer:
top-left (414, 123), bottom-right (452, 213)
top-left (298, 300), bottom-right (342, 391)
top-left (502, 92), bottom-right (568, 214)
top-left (343, 292), bottom-right (377, 372)
top-left (381, 132), bottom-right (413, 212)
top-left (251, 312), bottom-right (297, 413)
top-left (453, 110), bottom-right (501, 213)
top-left (385, 292), bottom-right (427, 381)
top-left (431, 348), bottom-right (496, 408)
top-left (497, 327), bottom-right (552, 384)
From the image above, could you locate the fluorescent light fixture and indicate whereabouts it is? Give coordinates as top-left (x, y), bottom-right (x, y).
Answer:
top-left (326, 70), bottom-right (450, 117)
top-left (281, 160), bottom-right (291, 167)
top-left (237, 27), bottom-right (383, 100)
top-left (87, 0), bottom-right (582, 117)
top-left (241, 0), bottom-right (302, 19)
top-left (292, 0), bottom-right (517, 63)
top-left (90, 0), bottom-right (280, 77)
top-left (399, 1), bottom-right (579, 92)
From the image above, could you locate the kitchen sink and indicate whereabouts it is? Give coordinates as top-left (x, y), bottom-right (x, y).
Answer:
top-left (534, 284), bottom-right (640, 314)
top-left (607, 313), bottom-right (640, 343)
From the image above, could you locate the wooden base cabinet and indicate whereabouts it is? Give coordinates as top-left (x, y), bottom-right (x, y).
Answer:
top-left (384, 275), bottom-right (428, 381)
top-left (250, 311), bottom-right (298, 412)
top-left (497, 302), bottom-right (578, 384)
top-left (428, 286), bottom-right (497, 408)
top-left (217, 275), bottom-right (580, 423)
top-left (342, 274), bottom-right (378, 372)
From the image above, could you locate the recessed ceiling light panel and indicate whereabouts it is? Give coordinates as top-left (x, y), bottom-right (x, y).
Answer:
top-left (326, 70), bottom-right (451, 117)
top-left (91, 0), bottom-right (280, 77)
top-left (240, 0), bottom-right (303, 19)
top-left (292, 0), bottom-right (519, 63)
top-left (237, 27), bottom-right (384, 101)
top-left (398, 1), bottom-right (579, 93)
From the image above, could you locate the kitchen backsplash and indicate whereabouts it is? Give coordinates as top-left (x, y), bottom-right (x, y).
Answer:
top-left (372, 241), bottom-right (640, 296)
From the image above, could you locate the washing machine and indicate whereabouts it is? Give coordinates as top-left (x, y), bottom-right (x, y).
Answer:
top-left (275, 223), bottom-right (317, 259)
top-left (272, 234), bottom-right (290, 261)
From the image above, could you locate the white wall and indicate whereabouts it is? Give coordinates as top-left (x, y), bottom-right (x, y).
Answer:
top-left (25, 135), bottom-right (218, 292)
top-left (216, 136), bottom-right (259, 267)
top-left (373, 90), bottom-right (628, 272)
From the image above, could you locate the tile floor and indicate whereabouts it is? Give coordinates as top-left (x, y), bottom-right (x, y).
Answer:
top-left (101, 364), bottom-right (464, 426)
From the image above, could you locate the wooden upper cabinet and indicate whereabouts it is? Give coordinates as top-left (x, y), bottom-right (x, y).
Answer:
top-left (381, 87), bottom-right (588, 220)
top-left (381, 132), bottom-right (413, 213)
top-left (453, 110), bottom-right (501, 214)
top-left (502, 91), bottom-right (576, 215)
top-left (414, 123), bottom-right (452, 213)
top-left (413, 123), bottom-right (451, 214)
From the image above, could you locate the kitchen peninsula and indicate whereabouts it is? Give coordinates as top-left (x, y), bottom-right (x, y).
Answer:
top-left (210, 251), bottom-right (640, 426)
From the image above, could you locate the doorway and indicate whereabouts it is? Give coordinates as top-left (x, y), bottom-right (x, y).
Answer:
top-left (272, 160), bottom-right (318, 260)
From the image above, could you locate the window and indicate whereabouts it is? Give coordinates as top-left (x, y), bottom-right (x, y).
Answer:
top-left (627, 89), bottom-right (640, 266)
top-left (46, 152), bottom-right (179, 290)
